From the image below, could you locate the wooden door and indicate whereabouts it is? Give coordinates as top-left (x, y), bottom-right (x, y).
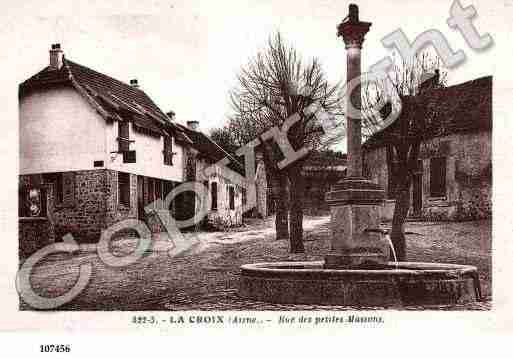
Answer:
top-left (137, 176), bottom-right (144, 220)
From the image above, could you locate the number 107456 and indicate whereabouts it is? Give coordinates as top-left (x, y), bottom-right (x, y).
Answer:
top-left (40, 345), bottom-right (71, 353)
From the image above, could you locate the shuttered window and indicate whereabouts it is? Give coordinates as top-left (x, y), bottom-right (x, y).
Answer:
top-left (42, 172), bottom-right (74, 206)
top-left (118, 121), bottom-right (130, 152)
top-left (211, 182), bottom-right (218, 210)
top-left (62, 172), bottom-right (75, 206)
top-left (118, 172), bottom-right (131, 206)
top-left (229, 186), bottom-right (235, 210)
top-left (163, 136), bottom-right (173, 166)
top-left (430, 157), bottom-right (446, 197)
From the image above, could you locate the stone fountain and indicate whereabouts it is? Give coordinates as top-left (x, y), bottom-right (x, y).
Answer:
top-left (238, 4), bottom-right (482, 306)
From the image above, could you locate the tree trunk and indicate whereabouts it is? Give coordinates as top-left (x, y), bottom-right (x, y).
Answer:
top-left (275, 173), bottom-right (290, 240)
top-left (391, 183), bottom-right (410, 261)
top-left (288, 166), bottom-right (305, 253)
top-left (261, 142), bottom-right (290, 241)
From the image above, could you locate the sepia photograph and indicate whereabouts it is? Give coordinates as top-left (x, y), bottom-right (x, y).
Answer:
top-left (1, 0), bottom-right (512, 354)
top-left (16, 1), bottom-right (494, 312)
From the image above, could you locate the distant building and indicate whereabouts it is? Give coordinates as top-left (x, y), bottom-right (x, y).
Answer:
top-left (302, 152), bottom-right (346, 215)
top-left (18, 44), bottom-right (257, 254)
top-left (262, 151), bottom-right (346, 216)
top-left (363, 76), bottom-right (492, 221)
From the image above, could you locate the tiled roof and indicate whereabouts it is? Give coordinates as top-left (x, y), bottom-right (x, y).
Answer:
top-left (363, 75), bottom-right (492, 150)
top-left (19, 58), bottom-right (172, 135)
top-left (302, 151), bottom-right (347, 177)
top-left (174, 122), bottom-right (244, 174)
top-left (19, 57), bottom-right (243, 173)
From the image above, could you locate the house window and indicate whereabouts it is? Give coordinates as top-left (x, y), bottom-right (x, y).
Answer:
top-left (242, 188), bottom-right (247, 206)
top-left (118, 121), bottom-right (130, 152)
top-left (430, 157), bottom-right (446, 197)
top-left (118, 172), bottom-right (131, 206)
top-left (163, 136), bottom-right (173, 166)
top-left (229, 186), bottom-right (235, 210)
top-left (42, 173), bottom-right (63, 204)
top-left (211, 182), bottom-right (218, 210)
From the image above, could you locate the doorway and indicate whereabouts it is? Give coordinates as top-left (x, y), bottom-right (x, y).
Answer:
top-left (137, 175), bottom-right (144, 220)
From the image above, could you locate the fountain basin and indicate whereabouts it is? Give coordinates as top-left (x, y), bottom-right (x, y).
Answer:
top-left (238, 261), bottom-right (481, 306)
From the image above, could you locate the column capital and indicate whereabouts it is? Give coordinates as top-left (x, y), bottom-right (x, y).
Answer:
top-left (337, 21), bottom-right (372, 49)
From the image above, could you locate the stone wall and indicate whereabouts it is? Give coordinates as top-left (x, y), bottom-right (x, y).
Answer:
top-left (20, 169), bottom-right (139, 243)
top-left (19, 218), bottom-right (55, 260)
top-left (420, 132), bottom-right (491, 221)
top-left (254, 160), bottom-right (268, 218)
top-left (48, 170), bottom-right (108, 242)
top-left (362, 147), bottom-right (389, 221)
top-left (104, 170), bottom-right (138, 228)
top-left (452, 131), bottom-right (492, 220)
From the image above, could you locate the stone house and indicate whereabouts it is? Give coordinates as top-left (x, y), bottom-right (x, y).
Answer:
top-left (19, 44), bottom-right (256, 252)
top-left (363, 75), bottom-right (492, 221)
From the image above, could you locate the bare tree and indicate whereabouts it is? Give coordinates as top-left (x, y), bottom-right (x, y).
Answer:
top-left (229, 32), bottom-right (341, 253)
top-left (362, 52), bottom-right (447, 260)
top-left (209, 127), bottom-right (239, 154)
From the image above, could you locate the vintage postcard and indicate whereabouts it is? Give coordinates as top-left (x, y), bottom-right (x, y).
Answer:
top-left (1, 0), bottom-right (512, 355)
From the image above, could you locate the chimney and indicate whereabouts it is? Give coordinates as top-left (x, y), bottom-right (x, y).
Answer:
top-left (130, 79), bottom-right (139, 88)
top-left (419, 69), bottom-right (440, 93)
top-left (433, 69), bottom-right (440, 85)
top-left (49, 43), bottom-right (63, 70)
top-left (166, 111), bottom-right (176, 121)
top-left (255, 150), bottom-right (264, 162)
top-left (187, 120), bottom-right (199, 131)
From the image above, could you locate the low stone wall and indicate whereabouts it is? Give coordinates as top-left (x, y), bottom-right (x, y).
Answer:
top-left (207, 209), bottom-right (243, 229)
top-left (422, 200), bottom-right (458, 221)
top-left (19, 217), bottom-right (55, 260)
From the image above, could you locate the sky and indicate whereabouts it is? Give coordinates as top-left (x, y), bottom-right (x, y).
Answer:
top-left (1, 0), bottom-right (512, 147)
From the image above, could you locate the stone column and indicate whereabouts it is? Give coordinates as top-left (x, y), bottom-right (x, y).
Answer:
top-left (346, 43), bottom-right (362, 177)
top-left (325, 4), bottom-right (388, 268)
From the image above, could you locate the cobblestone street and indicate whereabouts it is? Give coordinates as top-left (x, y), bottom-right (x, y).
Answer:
top-left (21, 216), bottom-right (492, 311)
